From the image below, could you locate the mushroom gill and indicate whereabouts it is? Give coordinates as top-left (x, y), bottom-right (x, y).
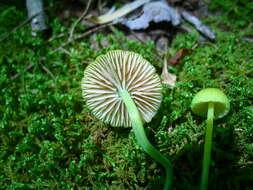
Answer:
top-left (81, 50), bottom-right (162, 127)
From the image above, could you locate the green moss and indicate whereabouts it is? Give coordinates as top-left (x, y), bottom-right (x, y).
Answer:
top-left (210, 0), bottom-right (253, 28)
top-left (0, 1), bottom-right (253, 190)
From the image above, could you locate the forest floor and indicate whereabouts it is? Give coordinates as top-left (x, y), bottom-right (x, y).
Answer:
top-left (0, 0), bottom-right (252, 189)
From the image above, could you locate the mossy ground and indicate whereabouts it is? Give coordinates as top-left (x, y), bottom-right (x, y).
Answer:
top-left (0, 1), bottom-right (253, 190)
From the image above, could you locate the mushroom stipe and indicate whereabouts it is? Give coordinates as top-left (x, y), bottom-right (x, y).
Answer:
top-left (81, 50), bottom-right (173, 190)
top-left (191, 88), bottom-right (230, 190)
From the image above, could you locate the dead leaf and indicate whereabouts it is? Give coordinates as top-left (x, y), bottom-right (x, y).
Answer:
top-left (162, 57), bottom-right (176, 87)
top-left (89, 0), bottom-right (151, 24)
top-left (168, 48), bottom-right (190, 66)
top-left (123, 1), bottom-right (180, 30)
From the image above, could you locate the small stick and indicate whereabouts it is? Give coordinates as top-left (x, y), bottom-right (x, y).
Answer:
top-left (58, 47), bottom-right (71, 56)
top-left (39, 62), bottom-right (56, 81)
top-left (109, 25), bottom-right (125, 48)
top-left (10, 57), bottom-right (55, 82)
top-left (10, 23), bottom-right (114, 82)
top-left (181, 11), bottom-right (216, 41)
top-left (10, 63), bottom-right (35, 81)
top-left (68, 0), bottom-right (92, 41)
top-left (52, 22), bottom-right (115, 54)
top-left (33, 32), bottom-right (66, 51)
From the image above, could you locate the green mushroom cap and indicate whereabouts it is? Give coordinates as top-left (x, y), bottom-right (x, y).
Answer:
top-left (191, 88), bottom-right (230, 119)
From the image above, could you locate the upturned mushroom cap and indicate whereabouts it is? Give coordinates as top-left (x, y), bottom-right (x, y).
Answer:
top-left (191, 88), bottom-right (230, 119)
top-left (81, 50), bottom-right (162, 127)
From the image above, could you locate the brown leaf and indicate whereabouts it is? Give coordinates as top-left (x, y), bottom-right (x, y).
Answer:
top-left (168, 48), bottom-right (191, 66)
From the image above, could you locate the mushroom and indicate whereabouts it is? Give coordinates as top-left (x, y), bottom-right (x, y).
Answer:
top-left (81, 50), bottom-right (173, 190)
top-left (191, 88), bottom-right (230, 190)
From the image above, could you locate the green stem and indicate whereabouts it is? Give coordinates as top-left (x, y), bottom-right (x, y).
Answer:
top-left (200, 102), bottom-right (214, 190)
top-left (118, 88), bottom-right (173, 190)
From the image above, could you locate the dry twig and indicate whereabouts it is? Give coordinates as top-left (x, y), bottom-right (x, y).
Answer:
top-left (10, 22), bottom-right (115, 82)
top-left (68, 0), bottom-right (92, 41)
top-left (38, 59), bottom-right (56, 81)
top-left (52, 22), bottom-right (115, 54)
top-left (11, 63), bottom-right (35, 81)
top-left (10, 57), bottom-right (56, 83)
top-left (33, 32), bottom-right (66, 51)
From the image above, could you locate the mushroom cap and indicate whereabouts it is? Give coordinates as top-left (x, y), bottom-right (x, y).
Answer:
top-left (191, 88), bottom-right (230, 119)
top-left (81, 50), bottom-right (162, 127)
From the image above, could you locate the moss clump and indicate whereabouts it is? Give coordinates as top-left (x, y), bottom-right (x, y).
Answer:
top-left (209, 0), bottom-right (253, 28)
top-left (0, 1), bottom-right (253, 190)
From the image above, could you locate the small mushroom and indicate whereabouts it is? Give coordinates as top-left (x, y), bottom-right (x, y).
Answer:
top-left (82, 50), bottom-right (173, 190)
top-left (191, 88), bottom-right (230, 190)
